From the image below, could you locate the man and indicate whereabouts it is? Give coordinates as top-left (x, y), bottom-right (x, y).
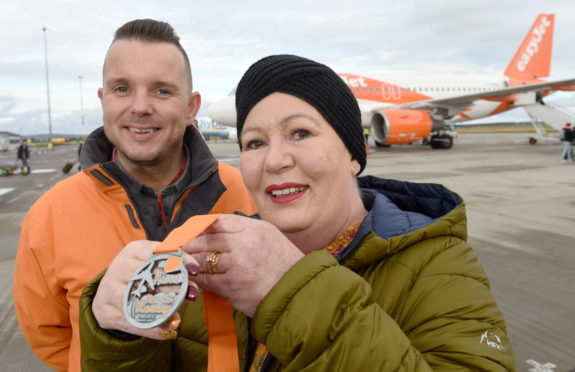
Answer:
top-left (560, 123), bottom-right (574, 161)
top-left (16, 139), bottom-right (30, 173)
top-left (12, 19), bottom-right (255, 372)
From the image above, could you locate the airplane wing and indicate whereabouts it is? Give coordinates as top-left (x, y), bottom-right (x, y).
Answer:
top-left (373, 77), bottom-right (575, 119)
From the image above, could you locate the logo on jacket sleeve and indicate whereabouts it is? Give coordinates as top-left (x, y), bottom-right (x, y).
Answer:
top-left (480, 330), bottom-right (506, 352)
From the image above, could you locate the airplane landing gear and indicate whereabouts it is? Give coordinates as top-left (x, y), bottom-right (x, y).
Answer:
top-left (429, 135), bottom-right (454, 149)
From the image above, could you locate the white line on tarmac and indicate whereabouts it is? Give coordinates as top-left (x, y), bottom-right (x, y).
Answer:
top-left (31, 168), bottom-right (56, 174)
top-left (0, 188), bottom-right (14, 197)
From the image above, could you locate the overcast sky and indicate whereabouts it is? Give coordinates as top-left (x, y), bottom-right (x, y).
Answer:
top-left (1, 0), bottom-right (574, 135)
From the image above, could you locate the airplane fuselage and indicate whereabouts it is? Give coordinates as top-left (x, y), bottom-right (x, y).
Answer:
top-left (343, 73), bottom-right (519, 123)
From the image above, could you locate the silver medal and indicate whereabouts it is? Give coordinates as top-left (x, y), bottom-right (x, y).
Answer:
top-left (123, 249), bottom-right (188, 329)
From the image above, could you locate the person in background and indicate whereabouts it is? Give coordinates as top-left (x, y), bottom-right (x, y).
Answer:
top-left (79, 54), bottom-right (515, 371)
top-left (16, 139), bottom-right (30, 172)
top-left (560, 123), bottom-right (574, 161)
top-left (12, 19), bottom-right (255, 372)
top-left (77, 138), bottom-right (85, 171)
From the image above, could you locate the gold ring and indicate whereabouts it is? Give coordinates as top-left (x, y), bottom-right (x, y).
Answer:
top-left (160, 328), bottom-right (178, 340)
top-left (160, 313), bottom-right (181, 340)
top-left (206, 252), bottom-right (220, 274)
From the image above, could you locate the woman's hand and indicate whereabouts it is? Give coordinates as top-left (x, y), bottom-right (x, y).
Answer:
top-left (182, 214), bottom-right (304, 318)
top-left (92, 240), bottom-right (200, 340)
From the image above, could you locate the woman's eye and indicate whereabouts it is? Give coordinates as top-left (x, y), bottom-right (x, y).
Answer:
top-left (292, 129), bottom-right (311, 140)
top-left (245, 139), bottom-right (265, 150)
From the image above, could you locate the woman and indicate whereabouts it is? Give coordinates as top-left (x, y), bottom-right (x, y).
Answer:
top-left (80, 55), bottom-right (516, 371)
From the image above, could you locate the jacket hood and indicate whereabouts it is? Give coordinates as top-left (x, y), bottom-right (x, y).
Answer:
top-left (339, 175), bottom-right (467, 268)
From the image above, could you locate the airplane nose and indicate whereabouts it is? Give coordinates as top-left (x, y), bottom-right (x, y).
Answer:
top-left (208, 95), bottom-right (237, 127)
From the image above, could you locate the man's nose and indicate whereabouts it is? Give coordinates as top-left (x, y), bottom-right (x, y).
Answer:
top-left (130, 91), bottom-right (153, 115)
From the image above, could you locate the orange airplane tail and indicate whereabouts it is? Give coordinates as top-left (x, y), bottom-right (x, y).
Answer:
top-left (504, 13), bottom-right (554, 81)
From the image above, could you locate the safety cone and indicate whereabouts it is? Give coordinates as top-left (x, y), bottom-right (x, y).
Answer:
top-left (365, 142), bottom-right (371, 155)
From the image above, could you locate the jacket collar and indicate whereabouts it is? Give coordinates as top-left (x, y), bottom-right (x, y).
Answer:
top-left (336, 175), bottom-right (465, 264)
top-left (80, 126), bottom-right (218, 188)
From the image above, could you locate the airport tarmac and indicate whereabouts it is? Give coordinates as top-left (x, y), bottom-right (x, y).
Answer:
top-left (0, 132), bottom-right (574, 372)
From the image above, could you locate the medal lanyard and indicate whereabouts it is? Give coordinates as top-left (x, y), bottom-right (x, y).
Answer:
top-left (125, 214), bottom-right (240, 372)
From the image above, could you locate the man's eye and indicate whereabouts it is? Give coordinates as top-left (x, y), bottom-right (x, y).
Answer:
top-left (157, 89), bottom-right (170, 95)
top-left (115, 86), bottom-right (128, 93)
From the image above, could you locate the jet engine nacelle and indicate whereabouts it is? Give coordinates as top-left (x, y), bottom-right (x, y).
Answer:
top-left (370, 109), bottom-right (435, 145)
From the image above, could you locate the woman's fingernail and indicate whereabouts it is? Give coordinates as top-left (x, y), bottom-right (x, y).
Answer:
top-left (186, 287), bottom-right (200, 302)
top-left (186, 263), bottom-right (200, 276)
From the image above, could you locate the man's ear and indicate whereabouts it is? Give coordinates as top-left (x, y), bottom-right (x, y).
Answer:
top-left (186, 92), bottom-right (202, 126)
top-left (97, 88), bottom-right (103, 101)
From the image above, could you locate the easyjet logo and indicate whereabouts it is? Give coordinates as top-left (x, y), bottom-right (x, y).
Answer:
top-left (340, 75), bottom-right (367, 88)
top-left (517, 16), bottom-right (551, 72)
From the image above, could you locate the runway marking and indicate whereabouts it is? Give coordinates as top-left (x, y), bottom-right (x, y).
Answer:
top-left (31, 168), bottom-right (56, 174)
top-left (0, 188), bottom-right (14, 196)
top-left (526, 359), bottom-right (557, 371)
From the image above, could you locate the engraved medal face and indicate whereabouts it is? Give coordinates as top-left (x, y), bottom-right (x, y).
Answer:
top-left (123, 251), bottom-right (188, 329)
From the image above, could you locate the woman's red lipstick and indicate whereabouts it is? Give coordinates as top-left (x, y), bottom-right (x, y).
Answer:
top-left (265, 183), bottom-right (308, 204)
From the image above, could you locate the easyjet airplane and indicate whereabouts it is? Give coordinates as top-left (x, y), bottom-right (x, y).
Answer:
top-left (208, 13), bottom-right (575, 149)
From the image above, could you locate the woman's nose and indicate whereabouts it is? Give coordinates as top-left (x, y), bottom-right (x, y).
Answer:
top-left (264, 141), bottom-right (294, 173)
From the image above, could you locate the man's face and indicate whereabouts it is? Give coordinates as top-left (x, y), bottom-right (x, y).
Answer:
top-left (98, 39), bottom-right (200, 168)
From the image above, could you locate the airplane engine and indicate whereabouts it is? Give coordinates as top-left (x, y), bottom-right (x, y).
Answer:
top-left (370, 109), bottom-right (434, 145)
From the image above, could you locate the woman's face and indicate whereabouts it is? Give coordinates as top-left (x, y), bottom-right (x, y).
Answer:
top-left (240, 92), bottom-right (362, 239)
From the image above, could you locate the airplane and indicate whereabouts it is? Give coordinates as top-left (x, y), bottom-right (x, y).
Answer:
top-left (207, 13), bottom-right (575, 149)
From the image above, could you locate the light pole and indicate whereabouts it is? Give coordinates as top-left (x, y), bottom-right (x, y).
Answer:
top-left (78, 75), bottom-right (85, 135)
top-left (42, 26), bottom-right (53, 141)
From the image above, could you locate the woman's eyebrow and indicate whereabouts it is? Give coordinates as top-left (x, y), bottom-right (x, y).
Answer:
top-left (279, 112), bottom-right (320, 127)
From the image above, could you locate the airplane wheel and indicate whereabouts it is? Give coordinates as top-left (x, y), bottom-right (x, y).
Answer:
top-left (374, 140), bottom-right (391, 148)
top-left (430, 136), bottom-right (453, 149)
top-left (528, 137), bottom-right (537, 145)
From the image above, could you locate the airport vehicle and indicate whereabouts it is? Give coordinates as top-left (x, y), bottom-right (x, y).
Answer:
top-left (201, 126), bottom-right (230, 141)
top-left (208, 13), bottom-right (575, 149)
top-left (0, 134), bottom-right (21, 152)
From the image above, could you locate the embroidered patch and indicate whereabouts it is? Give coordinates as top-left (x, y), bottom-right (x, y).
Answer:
top-left (480, 330), bottom-right (506, 352)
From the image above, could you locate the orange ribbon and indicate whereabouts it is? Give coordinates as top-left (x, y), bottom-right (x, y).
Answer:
top-left (153, 214), bottom-right (240, 372)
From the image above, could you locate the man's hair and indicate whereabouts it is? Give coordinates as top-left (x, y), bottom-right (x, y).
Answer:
top-left (109, 19), bottom-right (193, 90)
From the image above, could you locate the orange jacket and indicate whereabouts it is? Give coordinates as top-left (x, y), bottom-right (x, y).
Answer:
top-left (12, 128), bottom-right (255, 372)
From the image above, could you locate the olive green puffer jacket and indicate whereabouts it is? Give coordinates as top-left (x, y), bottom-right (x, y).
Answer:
top-left (80, 176), bottom-right (516, 371)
